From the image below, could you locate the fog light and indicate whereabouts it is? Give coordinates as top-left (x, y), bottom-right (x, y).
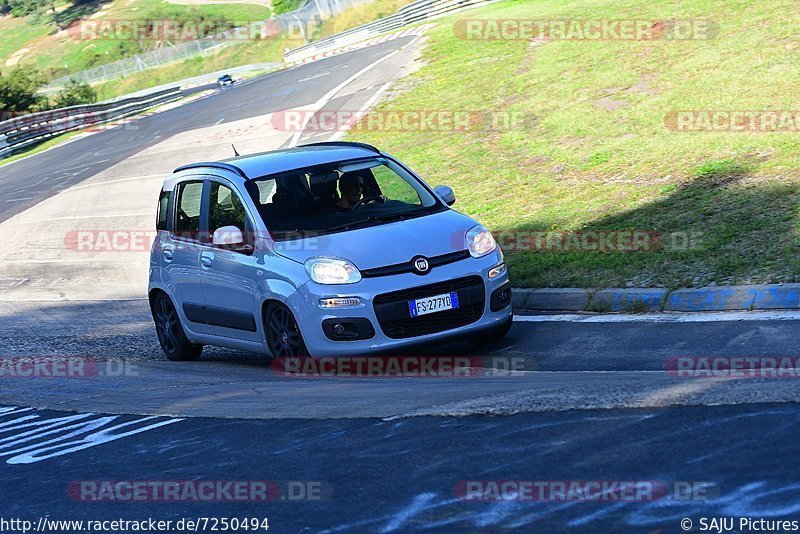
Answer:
top-left (322, 318), bottom-right (376, 341)
top-left (319, 297), bottom-right (361, 308)
top-left (488, 263), bottom-right (507, 279)
top-left (490, 282), bottom-right (512, 311)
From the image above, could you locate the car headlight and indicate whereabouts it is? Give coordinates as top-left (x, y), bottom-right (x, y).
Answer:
top-left (305, 257), bottom-right (362, 284)
top-left (466, 225), bottom-right (497, 258)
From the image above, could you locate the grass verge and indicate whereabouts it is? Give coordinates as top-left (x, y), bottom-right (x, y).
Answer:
top-left (346, 0), bottom-right (800, 288)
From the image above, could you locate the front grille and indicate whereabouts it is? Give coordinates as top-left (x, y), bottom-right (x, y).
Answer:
top-left (373, 275), bottom-right (485, 339)
top-left (361, 250), bottom-right (471, 278)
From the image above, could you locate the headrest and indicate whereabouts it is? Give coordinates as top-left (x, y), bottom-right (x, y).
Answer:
top-left (309, 171), bottom-right (339, 186)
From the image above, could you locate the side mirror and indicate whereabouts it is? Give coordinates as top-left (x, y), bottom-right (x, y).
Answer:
top-left (434, 185), bottom-right (456, 206)
top-left (213, 225), bottom-right (246, 249)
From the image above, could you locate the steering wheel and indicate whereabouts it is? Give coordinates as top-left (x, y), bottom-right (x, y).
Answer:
top-left (351, 195), bottom-right (386, 210)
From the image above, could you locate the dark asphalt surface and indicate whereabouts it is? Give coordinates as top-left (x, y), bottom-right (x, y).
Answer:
top-left (1, 403), bottom-right (798, 532)
top-left (6, 299), bottom-right (800, 370)
top-left (0, 37), bottom-right (414, 223)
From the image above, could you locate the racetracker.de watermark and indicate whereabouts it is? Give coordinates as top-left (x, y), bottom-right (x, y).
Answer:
top-left (666, 356), bottom-right (800, 378)
top-left (453, 480), bottom-right (718, 501)
top-left (64, 229), bottom-right (703, 253)
top-left (490, 230), bottom-right (704, 252)
top-left (665, 110), bottom-right (800, 132)
top-left (0, 110), bottom-right (139, 135)
top-left (270, 110), bottom-right (535, 132)
top-left (453, 19), bottom-right (718, 40)
top-left (67, 19), bottom-right (282, 42)
top-left (63, 230), bottom-right (328, 252)
top-left (0, 357), bottom-right (137, 379)
top-left (69, 480), bottom-right (331, 502)
top-left (271, 356), bottom-right (527, 378)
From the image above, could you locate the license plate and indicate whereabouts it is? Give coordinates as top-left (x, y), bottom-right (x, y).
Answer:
top-left (409, 292), bottom-right (459, 317)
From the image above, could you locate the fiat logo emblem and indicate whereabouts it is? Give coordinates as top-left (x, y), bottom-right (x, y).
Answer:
top-left (413, 257), bottom-right (430, 273)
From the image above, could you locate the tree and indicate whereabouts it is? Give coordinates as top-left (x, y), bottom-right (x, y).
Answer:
top-left (53, 79), bottom-right (97, 108)
top-left (0, 66), bottom-right (48, 113)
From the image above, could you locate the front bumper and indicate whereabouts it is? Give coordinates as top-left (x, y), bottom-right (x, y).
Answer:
top-left (286, 250), bottom-right (511, 357)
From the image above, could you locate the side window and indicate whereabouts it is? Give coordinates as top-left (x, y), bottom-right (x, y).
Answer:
top-left (209, 182), bottom-right (253, 252)
top-left (174, 181), bottom-right (203, 239)
top-left (156, 190), bottom-right (170, 231)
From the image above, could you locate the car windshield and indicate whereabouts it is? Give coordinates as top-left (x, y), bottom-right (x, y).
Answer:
top-left (245, 157), bottom-right (442, 240)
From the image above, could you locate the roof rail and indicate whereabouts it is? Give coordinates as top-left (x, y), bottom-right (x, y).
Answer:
top-left (173, 162), bottom-right (248, 178)
top-left (299, 141), bottom-right (381, 153)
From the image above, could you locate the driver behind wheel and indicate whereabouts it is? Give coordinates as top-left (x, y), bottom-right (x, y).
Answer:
top-left (336, 172), bottom-right (364, 210)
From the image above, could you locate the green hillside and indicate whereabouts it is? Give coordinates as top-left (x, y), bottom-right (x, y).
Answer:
top-left (350, 0), bottom-right (800, 288)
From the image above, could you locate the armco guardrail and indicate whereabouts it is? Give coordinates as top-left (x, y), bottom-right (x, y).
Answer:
top-left (284, 0), bottom-right (497, 63)
top-left (0, 87), bottom-right (182, 160)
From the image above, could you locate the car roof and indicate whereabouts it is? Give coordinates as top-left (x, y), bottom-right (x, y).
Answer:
top-left (172, 142), bottom-right (381, 182)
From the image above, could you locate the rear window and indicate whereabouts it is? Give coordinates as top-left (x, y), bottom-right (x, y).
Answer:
top-left (156, 190), bottom-right (170, 231)
top-left (174, 181), bottom-right (204, 239)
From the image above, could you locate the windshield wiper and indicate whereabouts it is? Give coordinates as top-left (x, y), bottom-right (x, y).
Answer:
top-left (324, 213), bottom-right (410, 232)
top-left (272, 229), bottom-right (324, 240)
top-left (324, 216), bottom-right (382, 232)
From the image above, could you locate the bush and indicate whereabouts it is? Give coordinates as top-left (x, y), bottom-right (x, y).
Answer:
top-left (53, 79), bottom-right (97, 108)
top-left (0, 66), bottom-right (48, 113)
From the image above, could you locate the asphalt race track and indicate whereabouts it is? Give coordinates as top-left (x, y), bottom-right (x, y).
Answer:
top-left (0, 36), bottom-right (417, 223)
top-left (1, 32), bottom-right (799, 533)
top-left (3, 403), bottom-right (799, 531)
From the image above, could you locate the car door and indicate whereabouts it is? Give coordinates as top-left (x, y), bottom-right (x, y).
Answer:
top-left (163, 179), bottom-right (207, 329)
top-left (195, 177), bottom-right (261, 342)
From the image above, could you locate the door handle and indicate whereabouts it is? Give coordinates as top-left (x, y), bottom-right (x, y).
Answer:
top-left (162, 245), bottom-right (175, 261)
top-left (200, 252), bottom-right (214, 268)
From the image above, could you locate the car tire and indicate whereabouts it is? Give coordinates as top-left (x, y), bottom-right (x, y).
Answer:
top-left (152, 293), bottom-right (203, 361)
top-left (469, 317), bottom-right (512, 345)
top-left (265, 302), bottom-right (310, 360)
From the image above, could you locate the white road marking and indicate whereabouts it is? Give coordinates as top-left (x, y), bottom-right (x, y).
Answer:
top-left (68, 175), bottom-right (165, 191)
top-left (289, 49), bottom-right (400, 148)
top-left (61, 165), bottom-right (91, 176)
top-left (0, 297), bottom-right (147, 302)
top-left (6, 212), bottom-right (152, 224)
top-left (3, 197), bottom-right (34, 203)
top-left (0, 406), bottom-right (182, 464)
top-left (298, 71), bottom-right (330, 82)
top-left (328, 81), bottom-right (393, 142)
top-left (0, 258), bottom-right (143, 264)
top-left (514, 311), bottom-right (800, 323)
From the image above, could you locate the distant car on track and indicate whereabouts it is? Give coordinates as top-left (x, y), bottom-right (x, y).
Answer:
top-left (148, 141), bottom-right (512, 360)
top-left (217, 74), bottom-right (235, 87)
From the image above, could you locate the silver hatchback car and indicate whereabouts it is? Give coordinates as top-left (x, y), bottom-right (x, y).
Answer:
top-left (149, 142), bottom-right (512, 360)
